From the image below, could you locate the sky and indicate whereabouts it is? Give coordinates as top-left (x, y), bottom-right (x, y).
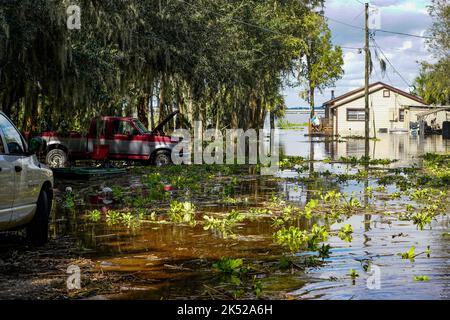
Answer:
top-left (282, 0), bottom-right (435, 108)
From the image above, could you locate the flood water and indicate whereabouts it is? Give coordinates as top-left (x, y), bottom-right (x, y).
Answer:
top-left (45, 122), bottom-right (450, 300)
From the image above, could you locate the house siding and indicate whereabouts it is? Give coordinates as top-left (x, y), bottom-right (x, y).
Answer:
top-left (333, 87), bottom-right (426, 136)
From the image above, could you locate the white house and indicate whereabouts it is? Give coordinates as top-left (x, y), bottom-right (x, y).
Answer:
top-left (323, 82), bottom-right (446, 136)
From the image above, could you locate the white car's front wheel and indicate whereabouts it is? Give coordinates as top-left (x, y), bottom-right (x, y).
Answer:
top-left (26, 190), bottom-right (50, 246)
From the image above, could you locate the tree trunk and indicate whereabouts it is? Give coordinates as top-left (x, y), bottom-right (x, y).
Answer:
top-left (270, 111), bottom-right (275, 130)
top-left (137, 93), bottom-right (149, 129)
top-left (159, 77), bottom-right (166, 123)
top-left (149, 86), bottom-right (154, 130)
top-left (256, 95), bottom-right (262, 129)
top-left (309, 87), bottom-right (315, 120)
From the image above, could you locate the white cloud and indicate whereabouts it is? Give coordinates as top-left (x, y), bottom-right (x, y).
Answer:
top-left (282, 0), bottom-right (434, 107)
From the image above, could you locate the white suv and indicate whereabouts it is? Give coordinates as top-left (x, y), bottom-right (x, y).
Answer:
top-left (0, 112), bottom-right (53, 245)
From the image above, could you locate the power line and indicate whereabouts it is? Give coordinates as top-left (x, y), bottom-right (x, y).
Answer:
top-left (326, 16), bottom-right (365, 31)
top-left (353, 8), bottom-right (365, 21)
top-left (327, 16), bottom-right (433, 40)
top-left (372, 29), bottom-right (431, 39)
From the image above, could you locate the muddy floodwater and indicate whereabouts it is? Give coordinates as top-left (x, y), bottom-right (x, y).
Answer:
top-left (1, 130), bottom-right (449, 300)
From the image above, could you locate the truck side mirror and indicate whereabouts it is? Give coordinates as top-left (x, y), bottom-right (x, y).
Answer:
top-left (29, 137), bottom-right (46, 154)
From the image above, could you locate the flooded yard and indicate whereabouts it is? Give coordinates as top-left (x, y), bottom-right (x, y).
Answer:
top-left (0, 131), bottom-right (449, 300)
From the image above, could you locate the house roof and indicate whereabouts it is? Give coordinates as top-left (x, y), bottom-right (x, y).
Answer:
top-left (323, 82), bottom-right (426, 108)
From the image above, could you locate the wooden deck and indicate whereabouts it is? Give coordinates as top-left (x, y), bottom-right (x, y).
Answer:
top-left (307, 118), bottom-right (333, 136)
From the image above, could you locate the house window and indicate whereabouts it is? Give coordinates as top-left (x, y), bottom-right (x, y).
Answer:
top-left (383, 90), bottom-right (390, 98)
top-left (399, 109), bottom-right (405, 122)
top-left (347, 109), bottom-right (366, 121)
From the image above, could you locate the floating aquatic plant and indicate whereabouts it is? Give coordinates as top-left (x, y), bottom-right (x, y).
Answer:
top-left (213, 257), bottom-right (244, 274)
top-left (168, 201), bottom-right (197, 226)
top-left (338, 224), bottom-right (354, 242)
top-left (413, 275), bottom-right (430, 281)
top-left (399, 246), bottom-right (416, 260)
top-left (87, 209), bottom-right (101, 222)
top-left (274, 226), bottom-right (309, 253)
top-left (349, 269), bottom-right (359, 278)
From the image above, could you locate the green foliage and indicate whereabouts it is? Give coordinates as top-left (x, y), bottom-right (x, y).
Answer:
top-left (274, 226), bottom-right (309, 253)
top-left (389, 191), bottom-right (402, 200)
top-left (399, 246), bottom-right (416, 260)
top-left (1, 0), bottom-right (341, 134)
top-left (168, 201), bottom-right (196, 226)
top-left (203, 210), bottom-right (245, 238)
top-left (413, 275), bottom-right (430, 282)
top-left (278, 256), bottom-right (293, 270)
top-left (318, 243), bottom-right (332, 259)
top-left (269, 194), bottom-right (286, 208)
top-left (303, 198), bottom-right (318, 219)
top-left (338, 156), bottom-right (394, 166)
top-left (213, 258), bottom-right (244, 274)
top-left (338, 224), bottom-right (354, 242)
top-left (143, 173), bottom-right (168, 201)
top-left (349, 269), bottom-right (359, 278)
top-left (274, 224), bottom-right (328, 253)
top-left (307, 224), bottom-right (328, 250)
top-left (111, 186), bottom-right (124, 201)
top-left (252, 278), bottom-right (263, 299)
top-left (405, 187), bottom-right (446, 230)
top-left (278, 156), bottom-right (307, 171)
top-left (278, 119), bottom-right (308, 129)
top-left (411, 212), bottom-right (433, 230)
top-left (365, 186), bottom-right (374, 198)
top-left (248, 208), bottom-right (272, 216)
top-left (87, 209), bottom-right (101, 222)
top-left (62, 191), bottom-right (75, 209)
top-left (413, 1), bottom-right (449, 105)
top-left (298, 13), bottom-right (344, 109)
top-left (105, 210), bottom-right (122, 226)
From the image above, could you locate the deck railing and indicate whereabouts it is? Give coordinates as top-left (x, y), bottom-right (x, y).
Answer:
top-left (308, 117), bottom-right (333, 135)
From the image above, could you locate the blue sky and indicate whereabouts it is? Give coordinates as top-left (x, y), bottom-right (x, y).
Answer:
top-left (282, 0), bottom-right (435, 108)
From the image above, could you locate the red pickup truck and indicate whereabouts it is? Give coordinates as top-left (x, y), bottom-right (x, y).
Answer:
top-left (38, 112), bottom-right (180, 167)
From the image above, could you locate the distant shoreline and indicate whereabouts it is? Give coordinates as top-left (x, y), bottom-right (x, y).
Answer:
top-left (286, 107), bottom-right (325, 110)
top-left (284, 109), bottom-right (325, 114)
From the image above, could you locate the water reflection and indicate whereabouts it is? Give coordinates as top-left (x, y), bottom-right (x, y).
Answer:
top-left (280, 131), bottom-right (449, 166)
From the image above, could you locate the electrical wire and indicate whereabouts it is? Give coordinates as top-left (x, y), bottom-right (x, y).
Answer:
top-left (371, 38), bottom-right (412, 87)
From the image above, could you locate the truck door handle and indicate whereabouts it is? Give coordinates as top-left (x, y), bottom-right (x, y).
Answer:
top-left (15, 166), bottom-right (22, 173)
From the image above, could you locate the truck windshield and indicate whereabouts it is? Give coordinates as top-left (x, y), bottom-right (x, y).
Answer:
top-left (133, 119), bottom-right (150, 134)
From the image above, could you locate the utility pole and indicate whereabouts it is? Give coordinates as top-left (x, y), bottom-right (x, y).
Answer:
top-left (364, 2), bottom-right (370, 157)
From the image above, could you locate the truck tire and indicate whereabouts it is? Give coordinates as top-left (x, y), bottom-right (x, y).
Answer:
top-left (152, 150), bottom-right (172, 166)
top-left (46, 148), bottom-right (68, 168)
top-left (26, 190), bottom-right (50, 246)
